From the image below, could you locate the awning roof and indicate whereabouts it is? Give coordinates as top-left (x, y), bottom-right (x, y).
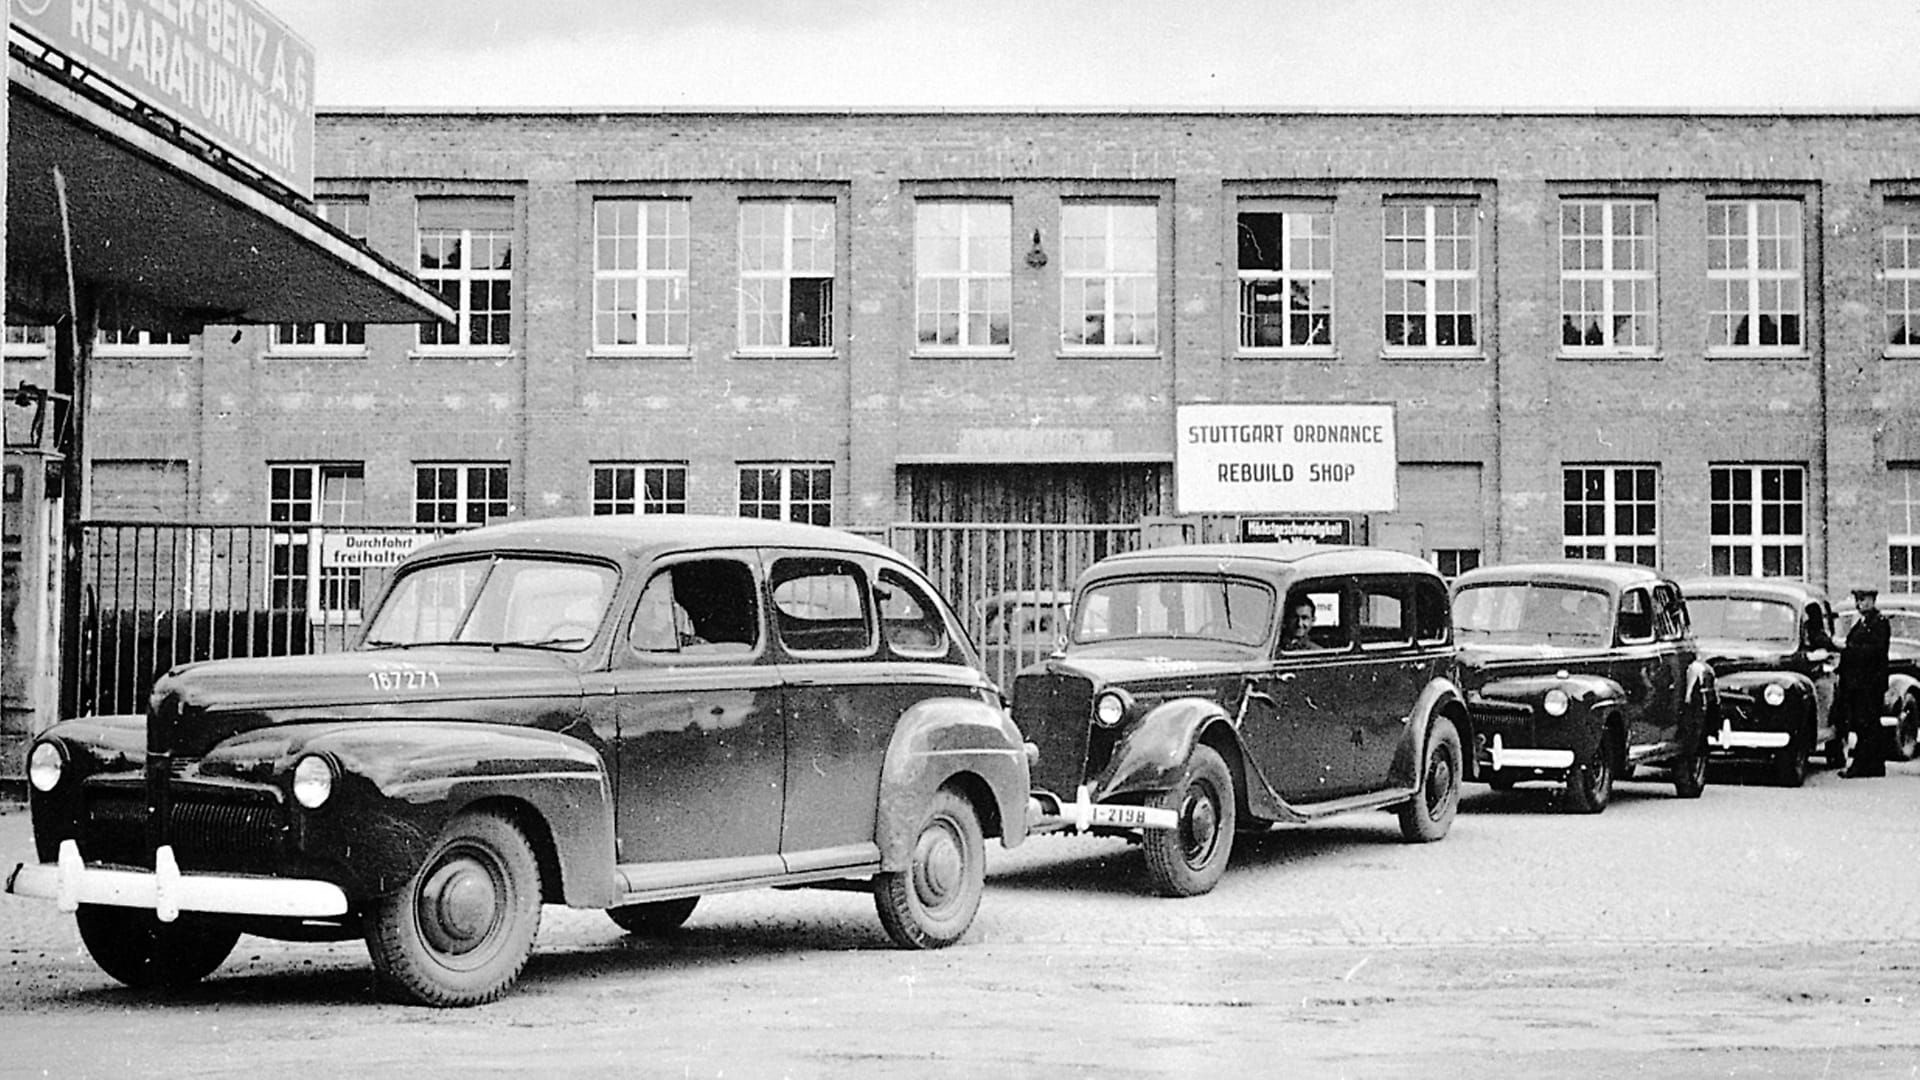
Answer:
top-left (5, 46), bottom-right (452, 331)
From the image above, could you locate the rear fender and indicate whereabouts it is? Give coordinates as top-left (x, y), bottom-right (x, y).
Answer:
top-left (1390, 678), bottom-right (1469, 788)
top-left (876, 696), bottom-right (1031, 871)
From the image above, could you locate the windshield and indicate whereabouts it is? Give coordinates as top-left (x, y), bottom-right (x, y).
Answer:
top-left (1072, 577), bottom-right (1274, 646)
top-left (364, 556), bottom-right (618, 651)
top-left (1453, 582), bottom-right (1610, 647)
top-left (1687, 596), bottom-right (1797, 646)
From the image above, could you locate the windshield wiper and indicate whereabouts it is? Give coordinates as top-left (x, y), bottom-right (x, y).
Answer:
top-left (495, 636), bottom-right (590, 651)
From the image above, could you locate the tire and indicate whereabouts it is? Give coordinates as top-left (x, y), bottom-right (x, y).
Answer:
top-left (607, 897), bottom-right (699, 936)
top-left (75, 905), bottom-right (239, 990)
top-left (1672, 732), bottom-right (1709, 800)
top-left (1399, 717), bottom-right (1461, 843)
top-left (366, 809), bottom-right (543, 1007)
top-left (1824, 730), bottom-right (1851, 772)
top-left (1896, 693), bottom-right (1920, 762)
top-left (1770, 717), bottom-right (1812, 788)
top-left (875, 788), bottom-right (986, 949)
top-left (1563, 729), bottom-right (1616, 815)
top-left (1141, 745), bottom-right (1236, 897)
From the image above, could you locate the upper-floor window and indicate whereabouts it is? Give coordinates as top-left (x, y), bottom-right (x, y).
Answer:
top-left (915, 201), bottom-right (1011, 351)
top-left (417, 197), bottom-right (513, 350)
top-left (269, 462), bottom-right (365, 623)
top-left (592, 463), bottom-right (688, 515)
top-left (1882, 213), bottom-right (1920, 355)
top-left (1707, 199), bottom-right (1803, 353)
top-left (1061, 202), bottom-right (1157, 352)
top-left (1560, 199), bottom-right (1656, 354)
top-left (594, 199), bottom-right (689, 351)
top-left (739, 462), bottom-right (830, 525)
top-left (276, 197), bottom-right (369, 353)
top-left (1710, 464), bottom-right (1806, 578)
top-left (1383, 201), bottom-right (1478, 353)
top-left (3, 325), bottom-right (51, 356)
top-left (1889, 465), bottom-right (1920, 593)
top-left (739, 200), bottom-right (835, 351)
top-left (96, 328), bottom-right (192, 354)
top-left (415, 463), bottom-right (510, 525)
top-left (1237, 203), bottom-right (1332, 353)
top-left (1563, 465), bottom-right (1658, 566)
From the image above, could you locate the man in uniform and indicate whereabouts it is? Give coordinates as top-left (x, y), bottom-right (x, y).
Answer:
top-left (1839, 585), bottom-right (1892, 778)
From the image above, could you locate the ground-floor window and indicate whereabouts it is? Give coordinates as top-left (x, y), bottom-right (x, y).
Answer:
top-left (415, 463), bottom-right (510, 526)
top-left (1710, 464), bottom-right (1806, 577)
top-left (1563, 465), bottom-right (1657, 566)
top-left (592, 463), bottom-right (688, 515)
top-left (1432, 549), bottom-right (1481, 580)
top-left (269, 462), bottom-right (365, 622)
top-left (1890, 464), bottom-right (1920, 593)
top-left (739, 463), bottom-right (831, 524)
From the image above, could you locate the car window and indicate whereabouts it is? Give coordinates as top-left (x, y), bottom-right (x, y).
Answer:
top-left (877, 567), bottom-right (948, 657)
top-left (1618, 588), bottom-right (1655, 644)
top-left (1358, 579), bottom-right (1411, 650)
top-left (365, 556), bottom-right (617, 652)
top-left (1414, 578), bottom-right (1450, 645)
top-left (629, 558), bottom-right (760, 657)
top-left (1073, 576), bottom-right (1273, 645)
top-left (1687, 596), bottom-right (1796, 645)
top-left (771, 556), bottom-right (874, 656)
top-left (1453, 582), bottom-right (1610, 647)
top-left (1280, 584), bottom-right (1347, 652)
top-left (1890, 613), bottom-right (1920, 641)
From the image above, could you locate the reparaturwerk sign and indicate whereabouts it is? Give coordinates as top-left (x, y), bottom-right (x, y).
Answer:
top-left (1175, 403), bottom-right (1398, 514)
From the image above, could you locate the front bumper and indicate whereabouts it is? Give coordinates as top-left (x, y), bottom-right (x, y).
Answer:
top-left (7, 840), bottom-right (350, 922)
top-left (1708, 717), bottom-right (1792, 751)
top-left (1027, 785), bottom-right (1178, 834)
top-left (1482, 734), bottom-right (1575, 771)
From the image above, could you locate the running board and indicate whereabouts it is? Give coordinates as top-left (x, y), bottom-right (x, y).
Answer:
top-left (612, 859), bottom-right (880, 907)
top-left (1279, 786), bottom-right (1417, 822)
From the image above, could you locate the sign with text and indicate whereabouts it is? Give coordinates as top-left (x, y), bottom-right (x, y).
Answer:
top-left (12, 0), bottom-right (316, 197)
top-left (321, 532), bottom-right (434, 569)
top-left (1176, 403), bottom-right (1398, 514)
top-left (1240, 517), bottom-right (1352, 544)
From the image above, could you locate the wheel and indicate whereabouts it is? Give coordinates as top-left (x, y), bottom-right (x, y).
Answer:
top-left (1895, 693), bottom-right (1920, 762)
top-left (1399, 717), bottom-right (1461, 842)
top-left (1562, 730), bottom-right (1616, 815)
top-left (1672, 732), bottom-right (1709, 799)
top-left (1824, 730), bottom-right (1851, 772)
top-left (1141, 745), bottom-right (1236, 897)
top-left (1769, 718), bottom-right (1812, 788)
top-left (366, 810), bottom-right (543, 1007)
top-left (875, 787), bottom-right (985, 949)
top-left (75, 905), bottom-right (239, 990)
top-left (607, 897), bottom-right (699, 936)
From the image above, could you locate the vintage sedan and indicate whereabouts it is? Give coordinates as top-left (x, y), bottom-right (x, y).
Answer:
top-left (1681, 577), bottom-right (1841, 785)
top-left (1835, 592), bottom-right (1920, 761)
top-left (1451, 561), bottom-right (1718, 813)
top-left (976, 589), bottom-right (1071, 690)
top-left (1013, 544), bottom-right (1468, 898)
top-left (8, 516), bottom-right (1030, 1006)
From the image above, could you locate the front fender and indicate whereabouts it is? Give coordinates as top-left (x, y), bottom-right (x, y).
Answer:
top-left (216, 721), bottom-right (616, 905)
top-left (877, 697), bottom-right (1030, 872)
top-left (1088, 697), bottom-right (1234, 802)
top-left (1885, 673), bottom-right (1920, 713)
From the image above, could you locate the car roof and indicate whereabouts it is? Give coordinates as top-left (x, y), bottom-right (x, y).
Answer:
top-left (1081, 543), bottom-right (1440, 585)
top-left (1678, 576), bottom-right (1829, 606)
top-left (1452, 559), bottom-right (1667, 592)
top-left (405, 514), bottom-right (905, 566)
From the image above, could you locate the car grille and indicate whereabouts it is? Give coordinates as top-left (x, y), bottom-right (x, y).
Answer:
top-left (80, 782), bottom-right (287, 873)
top-left (1014, 671), bottom-right (1098, 796)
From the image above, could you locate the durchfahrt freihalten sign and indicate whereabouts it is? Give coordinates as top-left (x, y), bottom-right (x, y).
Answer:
top-left (1175, 403), bottom-right (1398, 514)
top-left (321, 532), bottom-right (434, 569)
top-left (12, 0), bottom-right (316, 198)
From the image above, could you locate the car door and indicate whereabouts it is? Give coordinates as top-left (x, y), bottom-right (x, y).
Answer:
top-left (1249, 577), bottom-right (1365, 802)
top-left (595, 553), bottom-right (787, 877)
top-left (1616, 583), bottom-right (1682, 755)
top-left (1348, 574), bottom-right (1447, 787)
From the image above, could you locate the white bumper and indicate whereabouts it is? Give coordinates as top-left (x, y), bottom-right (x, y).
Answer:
top-left (1709, 720), bottom-right (1791, 750)
top-left (6, 840), bottom-right (350, 922)
top-left (1030, 785), bottom-right (1180, 832)
top-left (1487, 734), bottom-right (1575, 771)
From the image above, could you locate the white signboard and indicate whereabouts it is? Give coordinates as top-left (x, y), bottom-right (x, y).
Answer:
top-left (321, 532), bottom-right (434, 569)
top-left (1175, 403), bottom-right (1398, 514)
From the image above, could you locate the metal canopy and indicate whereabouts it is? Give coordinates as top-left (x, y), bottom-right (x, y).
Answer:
top-left (5, 50), bottom-right (452, 331)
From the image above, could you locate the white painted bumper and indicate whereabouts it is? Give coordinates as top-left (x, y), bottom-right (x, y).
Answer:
top-left (1709, 720), bottom-right (1791, 750)
top-left (6, 840), bottom-right (350, 922)
top-left (1030, 785), bottom-right (1180, 832)
top-left (1487, 734), bottom-right (1575, 771)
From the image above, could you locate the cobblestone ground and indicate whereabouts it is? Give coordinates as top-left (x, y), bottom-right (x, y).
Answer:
top-left (4, 760), bottom-right (1919, 1078)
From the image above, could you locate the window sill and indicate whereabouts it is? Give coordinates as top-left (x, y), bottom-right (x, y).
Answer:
top-left (589, 348), bottom-right (694, 360)
top-left (1056, 349), bottom-right (1162, 361)
top-left (1704, 349), bottom-right (1812, 361)
top-left (1883, 348), bottom-right (1920, 360)
top-left (911, 348), bottom-right (1016, 361)
top-left (1557, 351), bottom-right (1664, 362)
top-left (1237, 349), bottom-right (1340, 362)
top-left (94, 348), bottom-right (194, 359)
top-left (730, 348), bottom-right (839, 360)
top-left (1380, 350), bottom-right (1487, 363)
top-left (408, 348), bottom-right (517, 361)
top-left (267, 348), bottom-right (369, 360)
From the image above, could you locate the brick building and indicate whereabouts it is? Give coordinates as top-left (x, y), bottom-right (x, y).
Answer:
top-left (11, 108), bottom-right (1920, 621)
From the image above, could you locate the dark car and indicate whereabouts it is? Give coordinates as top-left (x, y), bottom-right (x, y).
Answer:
top-left (8, 516), bottom-right (1030, 1006)
top-left (1681, 577), bottom-right (1842, 785)
top-left (1835, 592), bottom-right (1920, 761)
top-left (1013, 544), bottom-right (1468, 898)
top-left (1451, 561), bottom-right (1718, 813)
top-left (976, 589), bottom-right (1071, 690)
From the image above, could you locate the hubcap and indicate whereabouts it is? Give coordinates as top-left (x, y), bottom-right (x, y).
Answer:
top-left (913, 819), bottom-right (963, 911)
top-left (418, 851), bottom-right (501, 958)
top-left (1181, 785), bottom-right (1220, 866)
top-left (1425, 751), bottom-right (1455, 815)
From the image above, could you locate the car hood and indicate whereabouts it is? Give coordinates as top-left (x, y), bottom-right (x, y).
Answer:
top-left (150, 647), bottom-right (587, 759)
top-left (1695, 638), bottom-right (1795, 676)
top-left (1041, 646), bottom-right (1261, 690)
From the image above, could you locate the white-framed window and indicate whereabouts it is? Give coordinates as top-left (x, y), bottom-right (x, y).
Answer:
top-left (593, 199), bottom-right (689, 351)
top-left (1881, 214), bottom-right (1920, 355)
top-left (915, 200), bottom-right (1011, 351)
top-left (275, 196), bottom-right (369, 353)
top-left (738, 463), bottom-right (831, 525)
top-left (1710, 464), bottom-right (1806, 578)
top-left (269, 463), bottom-right (365, 623)
top-left (1563, 466), bottom-right (1658, 566)
top-left (1432, 549), bottom-right (1480, 581)
top-left (1707, 198), bottom-right (1804, 353)
top-left (1237, 203), bottom-right (1332, 352)
top-left (95, 328), bottom-right (192, 354)
top-left (1383, 201), bottom-right (1479, 353)
top-left (1889, 465), bottom-right (1920, 593)
top-left (739, 200), bottom-right (835, 351)
top-left (592, 463), bottom-right (688, 515)
top-left (417, 197), bottom-right (514, 350)
top-left (3, 325), bottom-right (51, 356)
top-left (415, 463), bottom-right (510, 525)
top-left (1560, 199), bottom-right (1657, 354)
top-left (1061, 202), bottom-right (1158, 351)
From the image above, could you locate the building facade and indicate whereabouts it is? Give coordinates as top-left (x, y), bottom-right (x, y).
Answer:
top-left (11, 108), bottom-right (1920, 618)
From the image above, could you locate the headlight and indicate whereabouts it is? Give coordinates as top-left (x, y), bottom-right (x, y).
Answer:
top-left (1543, 688), bottom-right (1571, 717)
top-left (1093, 690), bottom-right (1131, 728)
top-left (27, 741), bottom-right (65, 793)
top-left (292, 754), bottom-right (336, 809)
top-left (1762, 683), bottom-right (1787, 707)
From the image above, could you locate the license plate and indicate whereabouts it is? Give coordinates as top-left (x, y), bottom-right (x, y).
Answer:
top-left (1089, 804), bottom-right (1150, 828)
